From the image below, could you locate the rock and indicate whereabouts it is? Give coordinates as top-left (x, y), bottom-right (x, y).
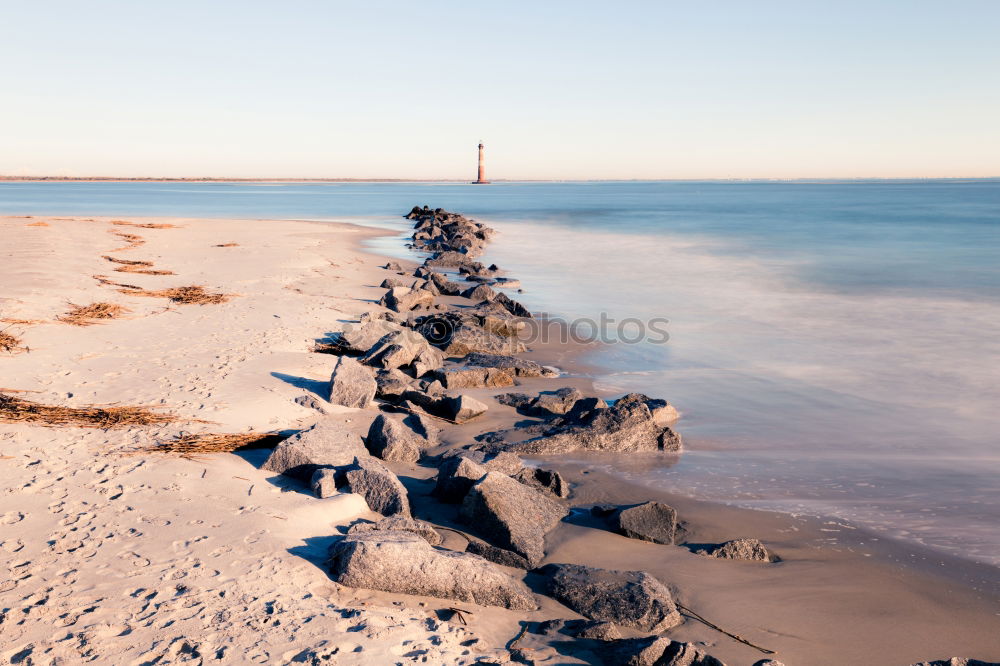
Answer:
top-left (433, 365), bottom-right (515, 389)
top-left (442, 322), bottom-right (526, 356)
top-left (492, 292), bottom-right (532, 318)
top-left (564, 396), bottom-right (609, 422)
top-left (310, 468), bottom-right (339, 498)
top-left (646, 397), bottom-right (680, 423)
top-left (261, 421), bottom-right (367, 481)
top-left (342, 456), bottom-right (410, 517)
top-left (442, 394), bottom-right (489, 423)
top-left (697, 538), bottom-right (774, 562)
top-left (383, 261), bottom-right (402, 270)
top-left (362, 330), bottom-right (442, 373)
top-left (425, 271), bottom-right (465, 296)
top-left (327, 356), bottom-right (376, 408)
top-left (513, 467), bottom-right (570, 498)
top-left (379, 286), bottom-right (434, 312)
top-left (373, 368), bottom-right (412, 400)
top-left (346, 516), bottom-right (442, 545)
top-left (462, 283), bottom-right (496, 301)
top-left (338, 319), bottom-right (404, 354)
top-left (328, 531), bottom-right (536, 610)
top-left (504, 393), bottom-right (680, 455)
top-left (753, 661), bottom-right (787, 666)
top-left (530, 387), bottom-right (584, 416)
top-left (365, 414), bottom-right (426, 463)
top-left (459, 472), bottom-right (568, 567)
top-left (601, 637), bottom-right (726, 666)
top-left (403, 411), bottom-right (439, 446)
top-left (433, 456), bottom-right (489, 503)
top-left (379, 277), bottom-right (412, 289)
top-left (465, 540), bottom-right (532, 569)
top-left (535, 619), bottom-right (621, 641)
top-left (537, 563), bottom-right (682, 633)
top-left (612, 501), bottom-right (679, 545)
top-left (425, 251), bottom-right (473, 267)
top-left (496, 392), bottom-right (533, 409)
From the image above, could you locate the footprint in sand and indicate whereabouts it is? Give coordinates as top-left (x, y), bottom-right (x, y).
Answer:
top-left (1, 511), bottom-right (25, 525)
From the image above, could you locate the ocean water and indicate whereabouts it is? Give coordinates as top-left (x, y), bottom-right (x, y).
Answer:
top-left (3, 180), bottom-right (999, 566)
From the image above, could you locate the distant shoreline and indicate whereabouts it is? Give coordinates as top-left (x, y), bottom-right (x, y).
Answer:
top-left (2, 176), bottom-right (998, 184)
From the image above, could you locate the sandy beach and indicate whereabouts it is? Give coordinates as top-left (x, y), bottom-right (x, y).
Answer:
top-left (2, 212), bottom-right (998, 666)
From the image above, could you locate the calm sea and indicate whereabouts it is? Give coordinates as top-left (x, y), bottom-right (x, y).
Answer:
top-left (3, 180), bottom-right (999, 566)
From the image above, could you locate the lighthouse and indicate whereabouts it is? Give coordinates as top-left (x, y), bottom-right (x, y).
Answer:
top-left (473, 142), bottom-right (490, 184)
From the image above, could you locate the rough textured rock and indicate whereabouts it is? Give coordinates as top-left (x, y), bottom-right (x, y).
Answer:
top-left (433, 456), bottom-right (489, 503)
top-left (502, 393), bottom-right (680, 455)
top-left (383, 261), bottom-right (402, 271)
top-left (346, 516), bottom-right (442, 545)
top-left (462, 283), bottom-right (496, 301)
top-left (442, 394), bottom-right (489, 423)
top-left (492, 291), bottom-right (532, 318)
top-left (697, 538), bottom-right (774, 562)
top-left (361, 330), bottom-right (443, 373)
top-left (342, 456), bottom-right (410, 517)
top-left (462, 352), bottom-right (555, 377)
top-left (433, 365), bottom-right (515, 389)
top-left (535, 619), bottom-right (622, 641)
top-left (496, 392), bottom-right (533, 409)
top-left (310, 468), bottom-right (339, 499)
top-left (465, 540), bottom-right (532, 569)
top-left (373, 368), bottom-right (412, 401)
top-left (261, 421), bottom-right (367, 481)
top-left (403, 411), bottom-right (439, 447)
top-left (530, 387), bottom-right (584, 416)
top-left (379, 286), bottom-right (434, 312)
top-left (537, 563), bottom-right (682, 633)
top-left (601, 637), bottom-right (726, 666)
top-left (513, 467), bottom-right (570, 498)
top-left (327, 356), bottom-right (376, 408)
top-left (459, 472), bottom-right (568, 567)
top-left (365, 414), bottom-right (426, 463)
top-left (612, 501), bottom-right (679, 545)
top-left (337, 319), bottom-right (404, 354)
top-left (328, 531), bottom-right (536, 610)
top-left (753, 661), bottom-right (787, 666)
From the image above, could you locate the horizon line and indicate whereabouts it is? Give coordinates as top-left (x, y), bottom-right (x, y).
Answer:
top-left (2, 175), bottom-right (999, 184)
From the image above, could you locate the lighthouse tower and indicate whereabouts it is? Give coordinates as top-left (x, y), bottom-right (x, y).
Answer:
top-left (473, 142), bottom-right (490, 184)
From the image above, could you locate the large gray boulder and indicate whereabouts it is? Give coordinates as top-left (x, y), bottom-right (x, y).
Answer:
top-left (601, 636), bottom-right (726, 666)
top-left (327, 356), bottom-right (376, 408)
top-left (462, 352), bottom-right (557, 377)
top-left (465, 540), bottom-right (531, 570)
top-left (261, 420), bottom-right (367, 480)
top-left (458, 471), bottom-right (568, 567)
top-left (432, 451), bottom-right (524, 503)
top-left (373, 368), bottom-right (413, 400)
top-left (328, 531), bottom-right (536, 610)
top-left (342, 456), bottom-right (410, 517)
top-left (346, 516), bottom-right (442, 545)
top-left (337, 319), bottom-right (404, 354)
top-left (537, 563), bottom-right (682, 633)
top-left (361, 330), bottom-right (443, 373)
top-left (379, 286), bottom-right (434, 312)
top-left (503, 393), bottom-right (681, 455)
top-left (514, 467), bottom-right (570, 498)
top-left (530, 387), bottom-right (584, 416)
top-left (612, 501), bottom-right (679, 545)
top-left (365, 414), bottom-right (426, 463)
top-left (441, 394), bottom-right (489, 423)
top-left (433, 365), bottom-right (515, 389)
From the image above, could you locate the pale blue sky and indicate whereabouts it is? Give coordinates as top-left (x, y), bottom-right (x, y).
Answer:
top-left (2, 1), bottom-right (998, 179)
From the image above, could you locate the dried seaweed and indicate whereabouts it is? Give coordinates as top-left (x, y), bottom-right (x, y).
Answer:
top-left (57, 302), bottom-right (130, 326)
top-left (0, 392), bottom-right (177, 428)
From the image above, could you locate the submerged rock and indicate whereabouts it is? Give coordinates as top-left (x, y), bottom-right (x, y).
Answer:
top-left (459, 471), bottom-right (568, 567)
top-left (328, 531), bottom-right (536, 610)
top-left (537, 563), bottom-right (682, 633)
top-left (327, 356), bottom-right (376, 408)
top-left (261, 420), bottom-right (367, 481)
top-left (696, 538), bottom-right (775, 562)
top-left (612, 501), bottom-right (679, 545)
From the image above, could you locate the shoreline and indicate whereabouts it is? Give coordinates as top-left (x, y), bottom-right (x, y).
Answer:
top-left (1, 211), bottom-right (998, 665)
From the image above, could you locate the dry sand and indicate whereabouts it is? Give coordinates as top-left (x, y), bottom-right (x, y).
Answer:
top-left (1, 214), bottom-right (998, 665)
